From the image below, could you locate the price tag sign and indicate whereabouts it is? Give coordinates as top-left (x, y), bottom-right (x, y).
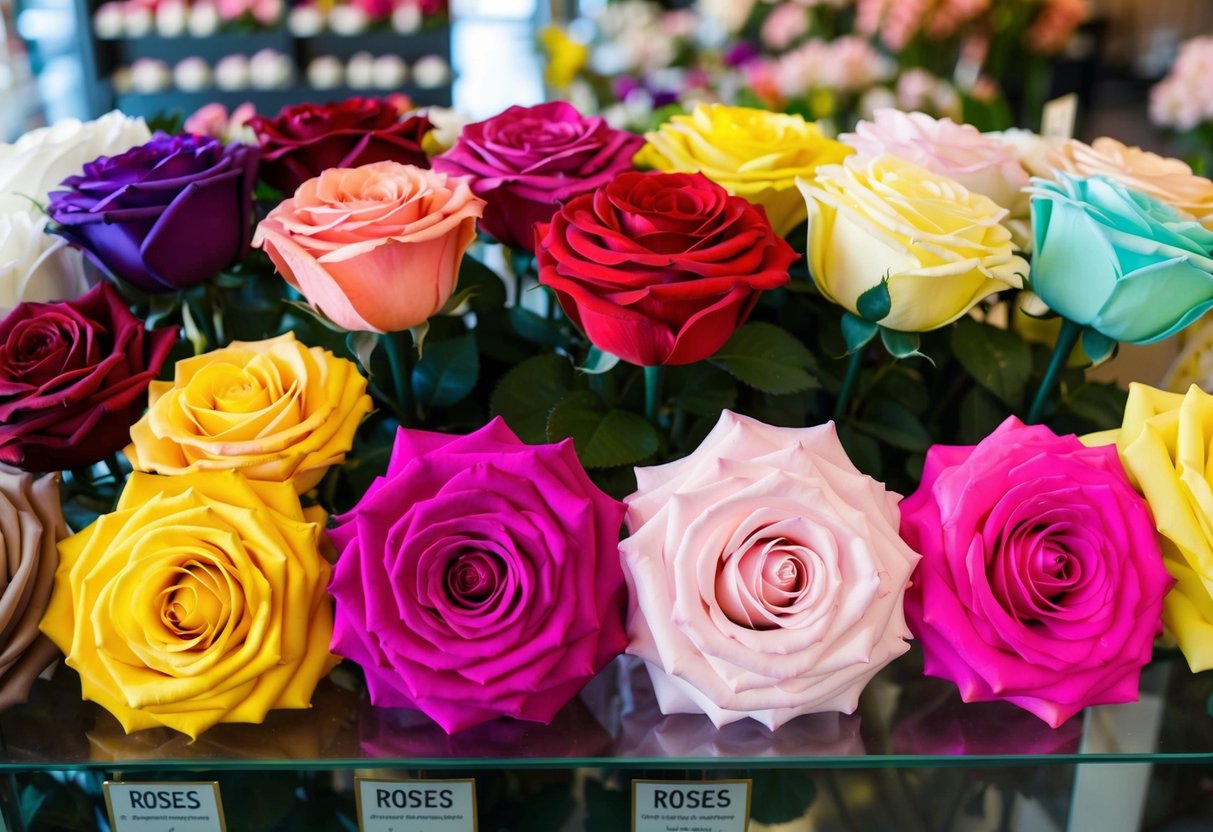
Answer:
top-left (1041, 93), bottom-right (1079, 140)
top-left (355, 778), bottom-right (477, 832)
top-left (632, 779), bottom-right (751, 832)
top-left (104, 782), bottom-right (226, 832)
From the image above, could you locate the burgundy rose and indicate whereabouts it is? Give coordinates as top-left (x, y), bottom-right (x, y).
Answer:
top-left (248, 97), bottom-right (432, 195)
top-left (432, 101), bottom-right (643, 251)
top-left (0, 283), bottom-right (177, 471)
top-left (536, 171), bottom-right (797, 366)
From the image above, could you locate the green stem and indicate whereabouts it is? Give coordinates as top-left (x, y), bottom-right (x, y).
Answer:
top-left (104, 453), bottom-right (125, 486)
top-left (382, 330), bottom-right (412, 425)
top-left (644, 365), bottom-right (665, 426)
top-left (833, 347), bottom-right (865, 423)
top-left (1027, 318), bottom-right (1082, 424)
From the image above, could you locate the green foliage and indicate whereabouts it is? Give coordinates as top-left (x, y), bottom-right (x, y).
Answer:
top-left (711, 322), bottom-right (819, 395)
top-left (547, 391), bottom-right (660, 468)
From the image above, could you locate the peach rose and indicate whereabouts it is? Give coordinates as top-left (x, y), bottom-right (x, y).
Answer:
top-left (1049, 138), bottom-right (1213, 229)
top-left (253, 161), bottom-right (484, 332)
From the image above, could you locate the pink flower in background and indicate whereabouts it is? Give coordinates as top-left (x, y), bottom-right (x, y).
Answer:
top-left (761, 3), bottom-right (809, 51)
top-left (1027, 0), bottom-right (1090, 54)
top-left (823, 35), bottom-right (893, 91)
top-left (353, 0), bottom-right (392, 19)
top-left (925, 0), bottom-right (989, 39)
top-left (1150, 36), bottom-right (1213, 131)
top-left (184, 102), bottom-right (256, 143)
top-left (900, 417), bottom-right (1171, 727)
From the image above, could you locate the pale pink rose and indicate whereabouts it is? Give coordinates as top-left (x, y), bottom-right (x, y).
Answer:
top-left (761, 3), bottom-right (809, 51)
top-left (823, 36), bottom-right (893, 91)
top-left (183, 101), bottom-right (256, 144)
top-left (620, 411), bottom-right (920, 729)
top-left (843, 109), bottom-right (1030, 212)
top-left (1150, 37), bottom-right (1213, 130)
top-left (253, 162), bottom-right (484, 332)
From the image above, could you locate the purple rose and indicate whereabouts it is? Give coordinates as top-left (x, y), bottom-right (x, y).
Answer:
top-left (431, 101), bottom-right (643, 252)
top-left (328, 418), bottom-right (628, 733)
top-left (47, 133), bottom-right (257, 293)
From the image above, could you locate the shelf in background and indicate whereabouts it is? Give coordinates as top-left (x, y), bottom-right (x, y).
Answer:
top-left (112, 85), bottom-right (453, 118)
top-left (0, 654), bottom-right (1207, 772)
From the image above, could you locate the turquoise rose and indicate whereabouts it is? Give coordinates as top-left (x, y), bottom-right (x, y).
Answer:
top-left (1030, 174), bottom-right (1213, 344)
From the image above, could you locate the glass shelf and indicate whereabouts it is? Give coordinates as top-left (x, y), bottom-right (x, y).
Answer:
top-left (0, 653), bottom-right (1208, 772)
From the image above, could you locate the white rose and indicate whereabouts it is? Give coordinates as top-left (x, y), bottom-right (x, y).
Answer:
top-left (0, 213), bottom-right (89, 311)
top-left (0, 112), bottom-right (150, 213)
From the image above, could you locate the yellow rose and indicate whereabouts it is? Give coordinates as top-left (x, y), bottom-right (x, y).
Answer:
top-left (1085, 382), bottom-right (1213, 671)
top-left (126, 332), bottom-right (372, 493)
top-left (1049, 138), bottom-right (1213, 229)
top-left (40, 470), bottom-right (337, 738)
top-left (797, 154), bottom-right (1028, 332)
top-left (636, 103), bottom-right (853, 236)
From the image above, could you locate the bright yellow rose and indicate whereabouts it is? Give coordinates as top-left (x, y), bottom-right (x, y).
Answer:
top-left (1085, 382), bottom-right (1213, 671)
top-left (636, 103), bottom-right (853, 236)
top-left (126, 332), bottom-right (372, 493)
top-left (40, 470), bottom-right (337, 738)
top-left (797, 154), bottom-right (1028, 332)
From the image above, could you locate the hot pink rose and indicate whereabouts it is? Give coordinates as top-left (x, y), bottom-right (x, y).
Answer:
top-left (620, 411), bottom-right (919, 729)
top-left (253, 161), bottom-right (484, 332)
top-left (842, 109), bottom-right (1030, 212)
top-left (900, 417), bottom-right (1171, 727)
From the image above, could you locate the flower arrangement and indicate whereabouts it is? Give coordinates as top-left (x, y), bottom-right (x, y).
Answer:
top-left (0, 93), bottom-right (1211, 742)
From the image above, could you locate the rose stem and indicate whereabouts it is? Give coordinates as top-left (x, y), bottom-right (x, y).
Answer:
top-left (644, 364), bottom-right (665, 426)
top-left (833, 346), bottom-right (865, 423)
top-left (382, 330), bottom-right (412, 425)
top-left (1027, 317), bottom-right (1083, 424)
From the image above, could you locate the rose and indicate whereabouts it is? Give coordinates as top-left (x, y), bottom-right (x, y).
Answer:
top-left (183, 102), bottom-right (257, 145)
top-left (248, 97), bottom-right (432, 196)
top-left (328, 418), bottom-right (628, 733)
top-left (1029, 173), bottom-right (1213, 344)
top-left (1048, 138), bottom-right (1213, 228)
top-left (46, 133), bottom-right (257, 293)
top-left (40, 470), bottom-right (337, 738)
top-left (0, 212), bottom-right (89, 311)
top-left (0, 282), bottom-right (177, 471)
top-left (431, 101), bottom-right (643, 252)
top-left (253, 162), bottom-right (483, 333)
top-left (1087, 383), bottom-right (1213, 672)
top-left (797, 154), bottom-right (1028, 332)
top-left (0, 467), bottom-right (67, 711)
top-left (900, 417), bottom-right (1171, 727)
top-left (536, 171), bottom-right (796, 366)
top-left (842, 109), bottom-right (1031, 213)
top-left (620, 411), bottom-right (920, 729)
top-left (0, 111), bottom-right (150, 213)
top-left (126, 332), bottom-right (371, 493)
top-left (636, 103), bottom-right (853, 236)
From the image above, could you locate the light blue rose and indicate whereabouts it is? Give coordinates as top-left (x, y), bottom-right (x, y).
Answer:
top-left (1030, 173), bottom-right (1213, 344)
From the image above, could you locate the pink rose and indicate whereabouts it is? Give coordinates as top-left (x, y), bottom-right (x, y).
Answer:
top-left (620, 411), bottom-right (920, 729)
top-left (253, 161), bottom-right (484, 332)
top-left (900, 417), bottom-right (1171, 727)
top-left (843, 109), bottom-right (1031, 212)
top-left (760, 3), bottom-right (808, 51)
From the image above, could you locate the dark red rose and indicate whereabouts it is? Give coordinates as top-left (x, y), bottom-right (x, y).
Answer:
top-left (535, 171), bottom-right (797, 366)
top-left (248, 97), bottom-right (432, 195)
top-left (0, 283), bottom-right (177, 471)
top-left (432, 101), bottom-right (643, 252)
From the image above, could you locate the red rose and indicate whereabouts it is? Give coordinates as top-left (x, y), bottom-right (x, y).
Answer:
top-left (248, 98), bottom-right (432, 195)
top-left (536, 171), bottom-right (796, 366)
top-left (0, 283), bottom-right (177, 471)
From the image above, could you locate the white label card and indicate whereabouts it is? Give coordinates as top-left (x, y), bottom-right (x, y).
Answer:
top-left (632, 780), bottom-right (751, 832)
top-left (104, 782), bottom-right (225, 832)
top-left (1041, 93), bottom-right (1079, 140)
top-left (356, 778), bottom-right (477, 832)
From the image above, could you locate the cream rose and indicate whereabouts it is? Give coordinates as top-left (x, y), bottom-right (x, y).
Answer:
top-left (620, 411), bottom-right (920, 729)
top-left (0, 212), bottom-right (89, 311)
top-left (1049, 137), bottom-right (1213, 229)
top-left (253, 161), bottom-right (484, 333)
top-left (126, 332), bottom-right (372, 493)
top-left (797, 154), bottom-right (1028, 332)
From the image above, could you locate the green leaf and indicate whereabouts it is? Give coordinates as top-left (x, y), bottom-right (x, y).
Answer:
top-left (958, 385), bottom-right (1005, 443)
top-left (856, 279), bottom-right (892, 322)
top-left (666, 362), bottom-right (739, 415)
top-left (872, 367), bottom-right (931, 415)
top-left (145, 293), bottom-right (180, 330)
top-left (456, 255), bottom-right (508, 310)
top-left (711, 322), bottom-right (818, 394)
top-left (490, 354), bottom-right (575, 443)
top-left (409, 321), bottom-right (430, 356)
top-left (509, 249), bottom-right (537, 280)
top-left (750, 771), bottom-right (816, 825)
top-left (1082, 328), bottom-right (1118, 366)
top-left (509, 305), bottom-right (569, 347)
top-left (346, 331), bottom-right (379, 376)
top-left (839, 423), bottom-right (883, 477)
top-left (880, 327), bottom-right (927, 360)
top-left (841, 312), bottom-right (879, 354)
top-left (411, 334), bottom-right (478, 409)
top-left (577, 346), bottom-right (620, 375)
top-left (547, 391), bottom-right (659, 468)
top-left (854, 400), bottom-right (933, 452)
top-left (1063, 381), bottom-right (1129, 429)
top-left (950, 316), bottom-right (1033, 405)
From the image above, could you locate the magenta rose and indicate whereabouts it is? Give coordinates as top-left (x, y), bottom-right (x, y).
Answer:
top-left (431, 101), bottom-right (643, 251)
top-left (0, 282), bottom-right (177, 471)
top-left (900, 417), bottom-right (1171, 727)
top-left (328, 418), bottom-right (628, 733)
